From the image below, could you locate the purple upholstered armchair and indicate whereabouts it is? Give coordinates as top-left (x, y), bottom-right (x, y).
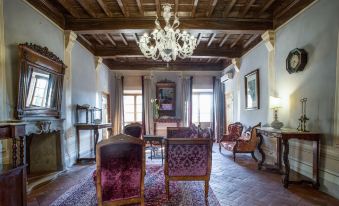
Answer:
top-left (95, 134), bottom-right (145, 206)
top-left (123, 122), bottom-right (143, 138)
top-left (165, 127), bottom-right (212, 200)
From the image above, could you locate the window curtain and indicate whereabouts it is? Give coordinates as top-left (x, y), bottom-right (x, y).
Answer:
top-left (181, 76), bottom-right (193, 127)
top-left (212, 76), bottom-right (225, 142)
top-left (109, 72), bottom-right (124, 135)
top-left (142, 75), bottom-right (154, 135)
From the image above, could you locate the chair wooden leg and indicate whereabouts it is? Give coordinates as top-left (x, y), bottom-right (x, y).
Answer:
top-left (140, 199), bottom-right (145, 206)
top-left (251, 152), bottom-right (258, 162)
top-left (165, 177), bottom-right (169, 199)
top-left (205, 180), bottom-right (209, 201)
top-left (233, 151), bottom-right (236, 162)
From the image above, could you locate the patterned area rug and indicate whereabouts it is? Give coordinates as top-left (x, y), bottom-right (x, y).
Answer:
top-left (50, 165), bottom-right (220, 206)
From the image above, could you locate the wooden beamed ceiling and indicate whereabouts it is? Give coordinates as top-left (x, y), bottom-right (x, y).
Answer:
top-left (27, 0), bottom-right (315, 71)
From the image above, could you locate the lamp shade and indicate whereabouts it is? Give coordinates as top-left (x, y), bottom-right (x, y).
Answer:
top-left (270, 96), bottom-right (281, 109)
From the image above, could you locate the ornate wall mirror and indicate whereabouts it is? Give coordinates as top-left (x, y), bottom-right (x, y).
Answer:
top-left (156, 80), bottom-right (176, 117)
top-left (16, 43), bottom-right (66, 119)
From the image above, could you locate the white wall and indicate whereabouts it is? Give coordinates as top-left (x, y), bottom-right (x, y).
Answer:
top-left (226, 0), bottom-right (339, 198)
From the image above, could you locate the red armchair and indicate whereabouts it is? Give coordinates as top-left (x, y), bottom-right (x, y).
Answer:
top-left (219, 122), bottom-right (261, 162)
top-left (95, 134), bottom-right (145, 206)
top-left (165, 127), bottom-right (212, 200)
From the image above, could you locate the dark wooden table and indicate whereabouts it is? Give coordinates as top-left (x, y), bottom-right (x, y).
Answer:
top-left (143, 135), bottom-right (165, 165)
top-left (75, 123), bottom-right (112, 161)
top-left (256, 127), bottom-right (321, 189)
top-left (0, 123), bottom-right (27, 206)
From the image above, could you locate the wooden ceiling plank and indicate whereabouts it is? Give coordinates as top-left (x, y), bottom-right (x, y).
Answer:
top-left (275, 0), bottom-right (300, 18)
top-left (78, 34), bottom-right (93, 46)
top-left (105, 33), bottom-right (117, 46)
top-left (241, 0), bottom-right (256, 17)
top-left (243, 34), bottom-right (259, 48)
top-left (26, 0), bottom-right (65, 27)
top-left (155, 0), bottom-right (161, 17)
top-left (207, 0), bottom-right (218, 17)
top-left (192, 0), bottom-right (199, 17)
top-left (77, 0), bottom-right (97, 18)
top-left (230, 34), bottom-right (243, 48)
top-left (259, 0), bottom-right (276, 14)
top-left (207, 33), bottom-right (216, 47)
top-left (134, 33), bottom-right (139, 44)
top-left (175, 0), bottom-right (179, 14)
top-left (136, 0), bottom-right (144, 15)
top-left (224, 0), bottom-right (237, 17)
top-left (197, 33), bottom-right (202, 46)
top-left (97, 0), bottom-right (113, 17)
top-left (120, 33), bottom-right (129, 45)
top-left (206, 58), bottom-right (212, 63)
top-left (93, 34), bottom-right (105, 45)
top-left (219, 34), bottom-right (230, 47)
top-left (66, 18), bottom-right (273, 31)
top-left (116, 0), bottom-right (129, 17)
top-left (57, 0), bottom-right (81, 18)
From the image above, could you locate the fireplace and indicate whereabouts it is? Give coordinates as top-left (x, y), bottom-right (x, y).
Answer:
top-left (24, 119), bottom-right (65, 191)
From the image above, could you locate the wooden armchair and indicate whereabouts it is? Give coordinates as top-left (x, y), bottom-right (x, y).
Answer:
top-left (165, 127), bottom-right (212, 200)
top-left (219, 122), bottom-right (261, 162)
top-left (123, 122), bottom-right (143, 138)
top-left (95, 134), bottom-right (145, 206)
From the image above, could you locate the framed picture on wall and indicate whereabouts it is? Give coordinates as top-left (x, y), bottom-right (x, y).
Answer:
top-left (244, 69), bottom-right (260, 110)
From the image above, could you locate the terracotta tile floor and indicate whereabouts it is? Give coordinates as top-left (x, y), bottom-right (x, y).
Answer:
top-left (27, 144), bottom-right (339, 206)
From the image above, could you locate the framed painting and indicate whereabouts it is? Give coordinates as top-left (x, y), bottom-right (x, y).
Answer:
top-left (244, 69), bottom-right (260, 110)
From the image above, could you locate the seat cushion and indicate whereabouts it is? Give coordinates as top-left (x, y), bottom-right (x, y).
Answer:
top-left (220, 141), bottom-right (236, 151)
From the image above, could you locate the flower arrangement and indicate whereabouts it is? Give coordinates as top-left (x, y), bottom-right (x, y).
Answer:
top-left (151, 98), bottom-right (160, 119)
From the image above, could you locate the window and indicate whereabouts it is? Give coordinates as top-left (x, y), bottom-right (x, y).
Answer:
top-left (123, 90), bottom-right (142, 125)
top-left (192, 89), bottom-right (213, 126)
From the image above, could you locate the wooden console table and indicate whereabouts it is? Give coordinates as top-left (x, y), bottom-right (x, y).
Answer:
top-left (256, 127), bottom-right (321, 189)
top-left (0, 122), bottom-right (27, 206)
top-left (75, 123), bottom-right (112, 161)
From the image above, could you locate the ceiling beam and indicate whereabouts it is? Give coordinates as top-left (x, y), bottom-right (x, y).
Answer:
top-left (224, 0), bottom-right (237, 17)
top-left (77, 0), bottom-right (96, 18)
top-left (78, 34), bottom-right (92, 46)
top-left (207, 33), bottom-right (216, 47)
top-left (57, 0), bottom-right (81, 18)
top-left (207, 0), bottom-right (218, 17)
top-left (103, 60), bottom-right (225, 71)
top-left (26, 0), bottom-right (65, 27)
top-left (116, 0), bottom-right (129, 17)
top-left (77, 34), bottom-right (95, 53)
top-left (230, 34), bottom-right (243, 48)
top-left (136, 0), bottom-right (144, 15)
top-left (133, 33), bottom-right (139, 44)
top-left (66, 17), bottom-right (273, 31)
top-left (105, 33), bottom-right (116, 46)
top-left (241, 0), bottom-right (256, 17)
top-left (219, 33), bottom-right (230, 47)
top-left (175, 0), bottom-right (179, 13)
top-left (93, 34), bottom-right (104, 45)
top-left (95, 47), bottom-right (242, 58)
top-left (97, 0), bottom-right (113, 17)
top-left (120, 33), bottom-right (128, 45)
top-left (259, 0), bottom-right (276, 14)
top-left (243, 34), bottom-right (259, 48)
top-left (196, 33), bottom-right (202, 45)
top-left (192, 0), bottom-right (199, 17)
top-left (155, 0), bottom-right (161, 17)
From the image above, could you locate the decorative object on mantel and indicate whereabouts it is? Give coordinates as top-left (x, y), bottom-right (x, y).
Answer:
top-left (244, 69), bottom-right (260, 110)
top-left (270, 96), bottom-right (284, 129)
top-left (17, 43), bottom-right (66, 119)
top-left (297, 97), bottom-right (309, 132)
top-left (286, 48), bottom-right (308, 74)
top-left (138, 4), bottom-right (197, 62)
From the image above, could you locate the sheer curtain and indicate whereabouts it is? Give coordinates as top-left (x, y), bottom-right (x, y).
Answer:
top-left (213, 76), bottom-right (225, 142)
top-left (181, 76), bottom-right (193, 127)
top-left (142, 75), bottom-right (154, 134)
top-left (109, 72), bottom-right (124, 135)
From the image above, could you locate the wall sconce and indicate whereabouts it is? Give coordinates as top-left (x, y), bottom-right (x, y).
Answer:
top-left (270, 96), bottom-right (284, 129)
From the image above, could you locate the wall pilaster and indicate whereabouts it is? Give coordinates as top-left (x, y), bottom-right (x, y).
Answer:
top-left (0, 0), bottom-right (6, 121)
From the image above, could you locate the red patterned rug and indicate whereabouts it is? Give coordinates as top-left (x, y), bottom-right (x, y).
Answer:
top-left (51, 165), bottom-right (220, 206)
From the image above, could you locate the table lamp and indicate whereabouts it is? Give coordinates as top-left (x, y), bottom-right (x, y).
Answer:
top-left (270, 96), bottom-right (284, 129)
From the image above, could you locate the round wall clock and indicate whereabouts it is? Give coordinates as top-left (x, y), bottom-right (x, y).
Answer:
top-left (286, 48), bottom-right (308, 74)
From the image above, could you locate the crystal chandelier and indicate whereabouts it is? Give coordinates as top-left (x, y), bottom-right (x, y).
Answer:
top-left (138, 4), bottom-right (197, 62)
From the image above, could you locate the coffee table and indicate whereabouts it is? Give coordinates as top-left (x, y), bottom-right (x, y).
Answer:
top-left (143, 135), bottom-right (165, 165)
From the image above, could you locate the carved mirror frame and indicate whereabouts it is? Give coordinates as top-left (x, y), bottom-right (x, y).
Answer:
top-left (16, 43), bottom-right (66, 119)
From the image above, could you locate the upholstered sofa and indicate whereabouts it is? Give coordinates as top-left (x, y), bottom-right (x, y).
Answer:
top-left (219, 122), bottom-right (261, 162)
top-left (165, 127), bottom-right (213, 200)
